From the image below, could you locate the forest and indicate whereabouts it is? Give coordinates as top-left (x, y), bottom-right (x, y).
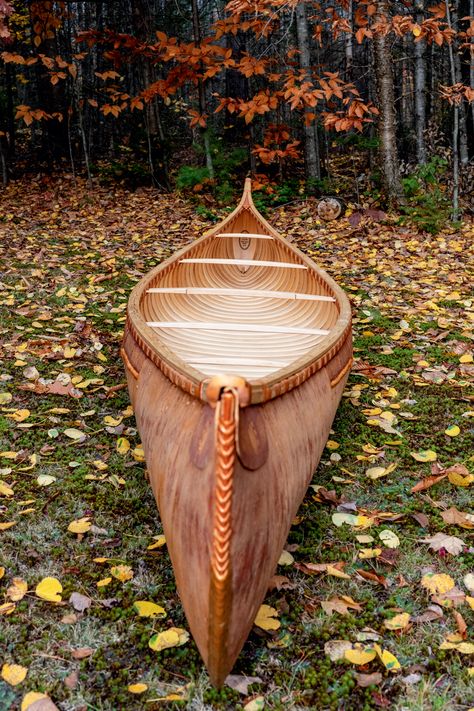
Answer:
top-left (0, 3), bottom-right (474, 711)
top-left (0, 0), bottom-right (473, 224)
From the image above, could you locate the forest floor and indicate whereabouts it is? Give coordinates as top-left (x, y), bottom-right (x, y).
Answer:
top-left (0, 176), bottom-right (473, 711)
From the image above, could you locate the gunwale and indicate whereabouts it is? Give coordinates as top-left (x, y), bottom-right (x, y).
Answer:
top-left (126, 179), bottom-right (352, 405)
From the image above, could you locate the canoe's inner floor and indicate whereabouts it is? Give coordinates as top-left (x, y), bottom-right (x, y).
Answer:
top-left (141, 227), bottom-right (340, 380)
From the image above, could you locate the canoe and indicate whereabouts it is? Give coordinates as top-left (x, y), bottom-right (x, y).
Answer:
top-left (121, 178), bottom-right (352, 685)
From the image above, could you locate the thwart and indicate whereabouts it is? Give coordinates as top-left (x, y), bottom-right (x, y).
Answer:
top-left (121, 178), bottom-right (352, 685)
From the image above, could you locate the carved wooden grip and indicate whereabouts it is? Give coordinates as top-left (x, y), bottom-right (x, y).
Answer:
top-left (330, 357), bottom-right (352, 388)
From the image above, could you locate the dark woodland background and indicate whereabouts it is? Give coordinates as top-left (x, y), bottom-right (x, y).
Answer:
top-left (0, 1), bottom-right (473, 227)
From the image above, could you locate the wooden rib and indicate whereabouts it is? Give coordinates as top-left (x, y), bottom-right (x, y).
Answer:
top-left (146, 321), bottom-right (330, 336)
top-left (146, 287), bottom-right (335, 302)
top-left (180, 258), bottom-right (307, 269)
top-left (217, 232), bottom-right (273, 240)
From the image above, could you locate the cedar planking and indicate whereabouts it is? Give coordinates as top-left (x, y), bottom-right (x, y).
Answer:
top-left (121, 178), bottom-right (352, 685)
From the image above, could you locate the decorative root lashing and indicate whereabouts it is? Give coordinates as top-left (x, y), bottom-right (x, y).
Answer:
top-left (121, 178), bottom-right (353, 684)
top-left (208, 383), bottom-right (240, 686)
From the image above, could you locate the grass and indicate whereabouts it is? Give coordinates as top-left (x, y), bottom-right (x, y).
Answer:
top-left (0, 177), bottom-right (473, 710)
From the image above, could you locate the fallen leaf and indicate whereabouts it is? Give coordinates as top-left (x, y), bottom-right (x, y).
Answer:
top-left (7, 578), bottom-right (28, 601)
top-left (128, 683), bottom-right (148, 694)
top-left (71, 647), bottom-right (94, 659)
top-left (420, 532), bottom-right (465, 555)
top-left (225, 674), bottom-right (263, 694)
top-left (411, 450), bottom-right (437, 463)
top-left (147, 534), bottom-right (166, 550)
top-left (254, 604), bottom-right (281, 631)
top-left (278, 550), bottom-right (294, 566)
top-left (445, 425), bottom-right (460, 437)
top-left (243, 696), bottom-right (265, 711)
top-left (133, 600), bottom-right (167, 618)
top-left (421, 573), bottom-right (455, 595)
top-left (116, 437), bottom-right (130, 454)
top-left (63, 428), bottom-right (86, 440)
top-left (384, 613), bottom-right (411, 630)
top-left (37, 475), bottom-right (56, 487)
top-left (411, 473), bottom-right (446, 493)
top-left (110, 565), bottom-right (133, 582)
top-left (36, 577), bottom-right (63, 602)
top-left (379, 530), bottom-right (400, 548)
top-left (355, 671), bottom-right (383, 688)
top-left (149, 627), bottom-right (189, 651)
top-left (69, 592), bottom-right (92, 611)
top-left (1, 663), bottom-right (28, 686)
top-left (67, 517), bottom-right (91, 534)
top-left (324, 639), bottom-right (353, 661)
top-left (345, 644), bottom-right (377, 665)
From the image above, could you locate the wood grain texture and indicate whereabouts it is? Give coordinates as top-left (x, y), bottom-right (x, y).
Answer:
top-left (121, 179), bottom-right (353, 685)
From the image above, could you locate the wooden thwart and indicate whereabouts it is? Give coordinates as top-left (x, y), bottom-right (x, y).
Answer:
top-left (216, 232), bottom-right (273, 240)
top-left (146, 321), bottom-right (330, 336)
top-left (146, 286), bottom-right (335, 302)
top-left (180, 258), bottom-right (307, 269)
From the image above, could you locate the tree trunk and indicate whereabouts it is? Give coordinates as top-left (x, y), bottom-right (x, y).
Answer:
top-left (191, 0), bottom-right (214, 179)
top-left (414, 0), bottom-right (427, 163)
top-left (345, 0), bottom-right (353, 80)
top-left (451, 0), bottom-right (469, 165)
top-left (445, 0), bottom-right (460, 219)
top-left (374, 0), bottom-right (403, 205)
top-left (295, 1), bottom-right (320, 186)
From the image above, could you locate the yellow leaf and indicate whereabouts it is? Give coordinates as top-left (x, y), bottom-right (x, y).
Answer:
top-left (378, 648), bottom-right (401, 671)
top-left (384, 613), bottom-right (411, 630)
top-left (133, 601), bottom-right (167, 618)
top-left (421, 573), bottom-right (455, 595)
top-left (0, 481), bottom-right (14, 497)
top-left (466, 596), bottom-right (474, 610)
top-left (147, 534), bottom-right (166, 550)
top-left (278, 550), bottom-right (294, 566)
top-left (344, 645), bottom-right (377, 665)
top-left (411, 450), bottom-right (437, 462)
top-left (448, 470), bottom-right (474, 487)
top-left (104, 415), bottom-right (123, 426)
top-left (149, 627), bottom-right (189, 651)
top-left (460, 353), bottom-right (473, 364)
top-left (366, 466), bottom-right (387, 480)
top-left (254, 604), bottom-right (281, 631)
top-left (36, 576), bottom-right (63, 602)
top-left (116, 437), bottom-right (130, 454)
top-left (1, 663), bottom-right (28, 686)
top-left (132, 445), bottom-right (145, 462)
top-left (0, 566), bottom-right (4, 579)
top-left (128, 683), bottom-right (148, 694)
top-left (0, 521), bottom-right (16, 531)
top-left (0, 451), bottom-right (18, 459)
top-left (244, 697), bottom-right (265, 711)
top-left (8, 409), bottom-right (30, 423)
top-left (0, 393), bottom-right (12, 404)
top-left (358, 548), bottom-right (382, 559)
top-left (379, 530), bottom-right (400, 549)
top-left (68, 517), bottom-right (91, 534)
top-left (326, 565), bottom-right (351, 579)
top-left (64, 428), bottom-right (86, 440)
top-left (21, 692), bottom-right (50, 711)
top-left (445, 425), bottom-right (460, 437)
top-left (412, 23), bottom-right (422, 36)
top-left (326, 440), bottom-right (339, 450)
top-left (0, 602), bottom-right (16, 615)
top-left (63, 346), bottom-right (76, 358)
top-left (110, 564), bottom-right (133, 582)
top-left (97, 577), bottom-right (112, 587)
top-left (7, 578), bottom-right (28, 601)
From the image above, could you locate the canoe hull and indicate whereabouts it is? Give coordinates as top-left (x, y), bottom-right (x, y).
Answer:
top-left (122, 323), bottom-right (352, 684)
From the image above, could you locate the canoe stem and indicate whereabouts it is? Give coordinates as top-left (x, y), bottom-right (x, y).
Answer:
top-left (208, 386), bottom-right (239, 686)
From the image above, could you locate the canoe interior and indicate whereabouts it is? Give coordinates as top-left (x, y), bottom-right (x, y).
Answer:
top-left (141, 210), bottom-right (340, 381)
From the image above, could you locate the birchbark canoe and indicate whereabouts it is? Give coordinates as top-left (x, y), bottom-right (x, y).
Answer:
top-left (121, 178), bottom-right (352, 685)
